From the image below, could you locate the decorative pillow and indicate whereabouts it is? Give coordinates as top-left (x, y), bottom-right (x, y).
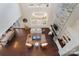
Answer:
top-left (25, 43), bottom-right (32, 48)
top-left (41, 43), bottom-right (48, 47)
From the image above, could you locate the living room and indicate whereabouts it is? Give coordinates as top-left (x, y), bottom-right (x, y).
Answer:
top-left (0, 3), bottom-right (79, 56)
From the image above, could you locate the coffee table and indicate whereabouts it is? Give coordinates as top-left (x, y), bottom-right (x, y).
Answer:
top-left (25, 33), bottom-right (48, 48)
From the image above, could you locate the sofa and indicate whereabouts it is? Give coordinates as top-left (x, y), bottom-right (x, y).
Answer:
top-left (0, 30), bottom-right (15, 47)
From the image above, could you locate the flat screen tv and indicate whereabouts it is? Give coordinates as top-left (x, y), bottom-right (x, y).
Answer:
top-left (32, 35), bottom-right (41, 40)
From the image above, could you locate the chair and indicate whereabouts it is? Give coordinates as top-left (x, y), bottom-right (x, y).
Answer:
top-left (40, 34), bottom-right (48, 48)
top-left (25, 34), bottom-right (33, 48)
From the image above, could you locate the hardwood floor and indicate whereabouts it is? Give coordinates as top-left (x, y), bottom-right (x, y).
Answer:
top-left (0, 28), bottom-right (59, 56)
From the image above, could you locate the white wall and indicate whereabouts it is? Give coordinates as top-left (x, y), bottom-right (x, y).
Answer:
top-left (67, 4), bottom-right (79, 33)
top-left (0, 3), bottom-right (21, 37)
top-left (69, 18), bottom-right (79, 33)
top-left (19, 3), bottom-right (55, 28)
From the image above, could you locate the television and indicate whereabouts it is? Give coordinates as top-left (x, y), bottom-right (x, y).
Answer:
top-left (32, 35), bottom-right (41, 40)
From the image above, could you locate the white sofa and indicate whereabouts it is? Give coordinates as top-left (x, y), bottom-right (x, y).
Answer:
top-left (0, 30), bottom-right (15, 47)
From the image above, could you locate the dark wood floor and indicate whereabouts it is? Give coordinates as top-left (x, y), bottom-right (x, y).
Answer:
top-left (0, 28), bottom-right (59, 56)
